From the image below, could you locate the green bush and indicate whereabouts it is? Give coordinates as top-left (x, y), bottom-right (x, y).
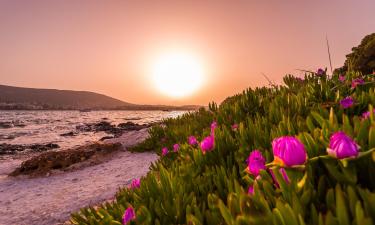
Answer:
top-left (335, 33), bottom-right (375, 75)
top-left (71, 71), bottom-right (375, 225)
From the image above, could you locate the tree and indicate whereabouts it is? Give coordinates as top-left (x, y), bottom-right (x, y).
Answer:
top-left (335, 33), bottom-right (375, 74)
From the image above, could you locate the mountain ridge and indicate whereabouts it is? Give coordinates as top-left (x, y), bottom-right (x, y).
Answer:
top-left (0, 84), bottom-right (200, 110)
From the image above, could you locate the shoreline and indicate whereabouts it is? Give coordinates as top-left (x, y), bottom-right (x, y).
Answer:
top-left (0, 129), bottom-right (157, 225)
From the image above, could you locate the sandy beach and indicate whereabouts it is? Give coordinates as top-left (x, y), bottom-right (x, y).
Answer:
top-left (0, 129), bottom-right (158, 225)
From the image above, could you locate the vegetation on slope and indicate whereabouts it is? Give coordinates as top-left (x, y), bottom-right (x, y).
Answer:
top-left (335, 33), bottom-right (375, 75)
top-left (71, 70), bottom-right (375, 225)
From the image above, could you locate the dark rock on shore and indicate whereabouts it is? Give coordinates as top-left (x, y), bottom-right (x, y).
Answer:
top-left (76, 121), bottom-right (151, 136)
top-left (60, 131), bottom-right (78, 137)
top-left (99, 136), bottom-right (114, 141)
top-left (0, 143), bottom-right (60, 155)
top-left (0, 121), bottom-right (26, 129)
top-left (117, 121), bottom-right (150, 131)
top-left (0, 122), bottom-right (13, 128)
top-left (29, 143), bottom-right (59, 152)
top-left (10, 142), bottom-right (122, 176)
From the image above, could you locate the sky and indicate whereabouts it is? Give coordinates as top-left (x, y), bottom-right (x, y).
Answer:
top-left (0, 0), bottom-right (374, 106)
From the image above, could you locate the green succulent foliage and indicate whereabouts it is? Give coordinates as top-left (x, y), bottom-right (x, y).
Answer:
top-left (71, 71), bottom-right (375, 225)
top-left (335, 33), bottom-right (375, 75)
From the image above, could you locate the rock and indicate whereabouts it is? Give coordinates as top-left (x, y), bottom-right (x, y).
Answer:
top-left (0, 122), bottom-right (13, 129)
top-left (99, 136), bottom-right (114, 141)
top-left (10, 142), bottom-right (122, 176)
top-left (0, 144), bottom-right (25, 154)
top-left (0, 134), bottom-right (16, 140)
top-left (60, 131), bottom-right (77, 137)
top-left (0, 121), bottom-right (26, 128)
top-left (0, 143), bottom-right (59, 155)
top-left (117, 122), bottom-right (150, 131)
top-left (29, 143), bottom-right (60, 152)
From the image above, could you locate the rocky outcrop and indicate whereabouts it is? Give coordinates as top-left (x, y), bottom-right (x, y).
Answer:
top-left (75, 121), bottom-right (151, 136)
top-left (9, 142), bottom-right (122, 176)
top-left (0, 121), bottom-right (26, 129)
top-left (0, 143), bottom-right (59, 155)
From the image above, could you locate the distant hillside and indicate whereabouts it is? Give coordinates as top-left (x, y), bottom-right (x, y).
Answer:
top-left (0, 85), bottom-right (200, 110)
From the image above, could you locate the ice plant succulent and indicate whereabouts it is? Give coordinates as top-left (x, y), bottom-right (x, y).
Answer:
top-left (246, 150), bottom-right (266, 177)
top-left (339, 74), bottom-right (346, 82)
top-left (316, 68), bottom-right (325, 76)
top-left (130, 178), bottom-right (140, 189)
top-left (161, 147), bottom-right (168, 156)
top-left (340, 96), bottom-right (354, 109)
top-left (270, 168), bottom-right (290, 188)
top-left (362, 109), bottom-right (375, 119)
top-left (327, 131), bottom-right (359, 159)
top-left (351, 78), bottom-right (365, 88)
top-left (122, 206), bottom-right (135, 224)
top-left (248, 185), bottom-right (254, 195)
top-left (200, 135), bottom-right (214, 154)
top-left (210, 121), bottom-right (218, 135)
top-left (173, 143), bottom-right (180, 152)
top-left (188, 136), bottom-right (198, 146)
top-left (272, 136), bottom-right (307, 167)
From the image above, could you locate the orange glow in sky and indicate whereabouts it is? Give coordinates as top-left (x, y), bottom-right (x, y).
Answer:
top-left (0, 0), bottom-right (374, 105)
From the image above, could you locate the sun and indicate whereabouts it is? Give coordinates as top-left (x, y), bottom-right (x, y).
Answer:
top-left (152, 52), bottom-right (204, 98)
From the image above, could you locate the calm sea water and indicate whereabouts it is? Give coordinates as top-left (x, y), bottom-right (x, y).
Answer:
top-left (0, 110), bottom-right (186, 150)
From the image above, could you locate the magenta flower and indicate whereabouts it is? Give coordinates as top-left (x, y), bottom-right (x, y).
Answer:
top-left (247, 150), bottom-right (266, 177)
top-left (231, 123), bottom-right (239, 131)
top-left (122, 206), bottom-right (136, 224)
top-left (340, 96), bottom-right (354, 109)
top-left (200, 135), bottom-right (214, 153)
top-left (362, 109), bottom-right (375, 119)
top-left (351, 78), bottom-right (365, 88)
top-left (130, 178), bottom-right (140, 189)
top-left (270, 168), bottom-right (290, 188)
top-left (248, 185), bottom-right (254, 195)
top-left (188, 136), bottom-right (198, 146)
top-left (339, 74), bottom-right (346, 82)
top-left (272, 136), bottom-right (307, 167)
top-left (211, 121), bottom-right (218, 135)
top-left (316, 68), bottom-right (325, 76)
top-left (173, 143), bottom-right (180, 152)
top-left (161, 147), bottom-right (168, 156)
top-left (327, 131), bottom-right (359, 159)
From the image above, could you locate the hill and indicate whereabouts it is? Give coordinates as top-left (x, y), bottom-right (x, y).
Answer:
top-left (0, 84), bottom-right (200, 110)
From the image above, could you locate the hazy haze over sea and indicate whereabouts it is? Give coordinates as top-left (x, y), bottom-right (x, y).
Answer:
top-left (0, 110), bottom-right (185, 150)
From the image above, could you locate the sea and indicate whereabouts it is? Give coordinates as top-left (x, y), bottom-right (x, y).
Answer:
top-left (0, 110), bottom-right (186, 151)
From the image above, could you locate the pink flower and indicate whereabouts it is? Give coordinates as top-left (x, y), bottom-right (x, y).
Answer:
top-left (130, 179), bottom-right (140, 189)
top-left (339, 74), bottom-right (346, 82)
top-left (327, 131), bottom-right (359, 159)
top-left (248, 185), bottom-right (254, 195)
top-left (200, 136), bottom-right (214, 153)
top-left (316, 68), bottom-right (325, 76)
top-left (188, 136), bottom-right (198, 146)
top-left (161, 147), bottom-right (168, 156)
top-left (340, 96), bottom-right (354, 109)
top-left (210, 121), bottom-right (218, 136)
top-left (272, 136), bottom-right (307, 167)
top-left (173, 143), bottom-right (180, 152)
top-left (270, 168), bottom-right (290, 188)
top-left (247, 150), bottom-right (266, 177)
top-left (362, 109), bottom-right (375, 119)
top-left (122, 206), bottom-right (136, 224)
top-left (231, 123), bottom-right (239, 131)
top-left (351, 78), bottom-right (365, 88)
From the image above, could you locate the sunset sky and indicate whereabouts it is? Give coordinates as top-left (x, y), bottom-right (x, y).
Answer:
top-left (0, 0), bottom-right (374, 106)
